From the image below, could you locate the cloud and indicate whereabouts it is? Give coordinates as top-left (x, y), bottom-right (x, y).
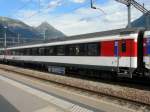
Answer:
top-left (70, 0), bottom-right (86, 3)
top-left (16, 10), bottom-right (37, 18)
top-left (15, 0), bottom-right (150, 36)
top-left (47, 0), bottom-right (62, 8)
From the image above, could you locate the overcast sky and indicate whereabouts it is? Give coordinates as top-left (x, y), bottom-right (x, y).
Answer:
top-left (0, 0), bottom-right (150, 36)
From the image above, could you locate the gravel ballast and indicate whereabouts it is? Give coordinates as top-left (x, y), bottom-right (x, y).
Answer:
top-left (0, 64), bottom-right (150, 105)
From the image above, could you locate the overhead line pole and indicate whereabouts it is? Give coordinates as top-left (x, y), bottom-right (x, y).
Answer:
top-left (115, 0), bottom-right (132, 28)
top-left (127, 2), bottom-right (131, 28)
top-left (115, 0), bottom-right (150, 29)
top-left (38, 0), bottom-right (41, 13)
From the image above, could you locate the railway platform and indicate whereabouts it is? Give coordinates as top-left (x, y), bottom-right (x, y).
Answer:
top-left (0, 67), bottom-right (140, 112)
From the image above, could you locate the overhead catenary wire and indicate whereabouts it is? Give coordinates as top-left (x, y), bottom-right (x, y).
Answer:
top-left (10, 0), bottom-right (33, 18)
top-left (24, 1), bottom-right (89, 20)
top-left (38, 0), bottom-right (41, 13)
top-left (90, 0), bottom-right (106, 15)
top-left (20, 0), bottom-right (42, 20)
top-left (25, 0), bottom-right (105, 20)
top-left (17, 0), bottom-right (33, 11)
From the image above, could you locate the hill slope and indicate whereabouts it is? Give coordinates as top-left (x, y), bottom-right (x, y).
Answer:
top-left (36, 22), bottom-right (65, 39)
top-left (0, 16), bottom-right (40, 38)
top-left (0, 16), bottom-right (65, 42)
top-left (131, 13), bottom-right (150, 28)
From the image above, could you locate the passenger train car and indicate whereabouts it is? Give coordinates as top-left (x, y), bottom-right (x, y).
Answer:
top-left (0, 28), bottom-right (150, 78)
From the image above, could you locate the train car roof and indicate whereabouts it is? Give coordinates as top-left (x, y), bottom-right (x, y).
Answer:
top-left (2, 27), bottom-right (147, 50)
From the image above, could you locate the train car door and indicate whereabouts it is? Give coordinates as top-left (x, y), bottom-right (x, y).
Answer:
top-left (114, 40), bottom-right (120, 71)
top-left (115, 39), bottom-right (133, 78)
top-left (147, 38), bottom-right (150, 69)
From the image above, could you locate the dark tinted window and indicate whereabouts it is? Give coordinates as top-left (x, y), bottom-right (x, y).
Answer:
top-left (45, 46), bottom-right (55, 56)
top-left (12, 50), bottom-right (15, 55)
top-left (26, 49), bottom-right (31, 55)
top-left (0, 51), bottom-right (4, 55)
top-left (122, 40), bottom-right (126, 52)
top-left (56, 46), bottom-right (65, 56)
top-left (39, 47), bottom-right (45, 56)
top-left (69, 45), bottom-right (76, 56)
top-left (8, 42), bottom-right (100, 56)
top-left (87, 43), bottom-right (99, 56)
top-left (68, 44), bottom-right (87, 56)
top-left (15, 50), bottom-right (20, 55)
top-left (31, 48), bottom-right (38, 55)
top-left (78, 44), bottom-right (86, 56)
top-left (19, 49), bottom-right (24, 55)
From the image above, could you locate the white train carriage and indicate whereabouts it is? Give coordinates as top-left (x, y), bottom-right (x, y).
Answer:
top-left (0, 28), bottom-right (149, 78)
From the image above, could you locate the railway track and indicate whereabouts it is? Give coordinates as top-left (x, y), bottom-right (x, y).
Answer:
top-left (4, 61), bottom-right (150, 89)
top-left (0, 64), bottom-right (150, 112)
top-left (4, 62), bottom-right (150, 92)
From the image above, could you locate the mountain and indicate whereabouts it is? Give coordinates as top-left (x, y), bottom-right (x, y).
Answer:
top-left (0, 16), bottom-right (65, 47)
top-left (0, 16), bottom-right (40, 38)
top-left (131, 13), bottom-right (150, 28)
top-left (36, 22), bottom-right (65, 39)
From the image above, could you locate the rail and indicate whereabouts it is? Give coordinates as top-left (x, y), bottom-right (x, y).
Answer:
top-left (0, 64), bottom-right (150, 106)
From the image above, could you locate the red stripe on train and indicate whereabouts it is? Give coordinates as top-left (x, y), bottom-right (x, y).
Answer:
top-left (100, 39), bottom-right (137, 57)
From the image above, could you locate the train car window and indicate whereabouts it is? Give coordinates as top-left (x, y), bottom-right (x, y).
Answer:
top-left (87, 43), bottom-right (99, 56)
top-left (0, 50), bottom-right (3, 55)
top-left (20, 49), bottom-right (23, 55)
top-left (68, 44), bottom-right (86, 56)
top-left (2, 50), bottom-right (4, 55)
top-left (32, 48), bottom-right (38, 56)
top-left (19, 49), bottom-right (23, 55)
top-left (56, 46), bottom-right (65, 56)
top-left (65, 45), bottom-right (69, 56)
top-left (39, 47), bottom-right (45, 56)
top-left (8, 50), bottom-right (11, 55)
top-left (18, 50), bottom-right (20, 55)
top-left (12, 50), bottom-right (15, 55)
top-left (14, 50), bottom-right (18, 55)
top-left (122, 40), bottom-right (126, 52)
top-left (23, 49), bottom-right (27, 55)
top-left (29, 48), bottom-right (32, 55)
top-left (0, 51), bottom-right (2, 55)
top-left (17, 50), bottom-right (19, 55)
top-left (69, 45), bottom-right (76, 56)
top-left (27, 48), bottom-right (32, 55)
top-left (21, 49), bottom-right (25, 55)
top-left (26, 49), bottom-right (30, 55)
top-left (46, 46), bottom-right (56, 56)
top-left (75, 45), bottom-right (80, 56)
top-left (13, 50), bottom-right (16, 55)
top-left (17, 50), bottom-right (20, 55)
top-left (78, 44), bottom-right (86, 56)
top-left (16, 50), bottom-right (18, 55)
